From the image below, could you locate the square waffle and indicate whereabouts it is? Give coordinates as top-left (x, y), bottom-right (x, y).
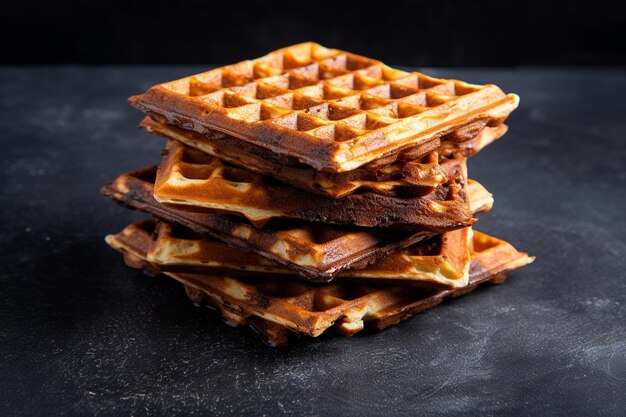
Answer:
top-left (153, 140), bottom-right (473, 230)
top-left (101, 167), bottom-right (435, 281)
top-left (141, 115), bottom-right (507, 198)
top-left (106, 220), bottom-right (533, 346)
top-left (129, 42), bottom-right (519, 172)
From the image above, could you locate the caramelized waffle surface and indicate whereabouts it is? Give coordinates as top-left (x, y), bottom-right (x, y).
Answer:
top-left (106, 220), bottom-right (533, 346)
top-left (101, 167), bottom-right (435, 281)
top-left (154, 140), bottom-right (473, 229)
top-left (113, 177), bottom-right (490, 287)
top-left (129, 42), bottom-right (519, 172)
top-left (148, 222), bottom-right (471, 288)
top-left (147, 178), bottom-right (492, 288)
top-left (142, 116), bottom-right (506, 198)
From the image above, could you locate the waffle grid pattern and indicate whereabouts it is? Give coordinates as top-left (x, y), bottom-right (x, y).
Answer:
top-left (131, 43), bottom-right (518, 171)
top-left (179, 47), bottom-right (477, 136)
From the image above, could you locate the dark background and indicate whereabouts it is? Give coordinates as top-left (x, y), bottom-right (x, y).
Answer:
top-left (4, 0), bottom-right (626, 66)
top-left (2, 1), bottom-right (626, 416)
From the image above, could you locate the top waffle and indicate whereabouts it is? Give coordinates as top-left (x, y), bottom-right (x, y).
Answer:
top-left (129, 42), bottom-right (519, 172)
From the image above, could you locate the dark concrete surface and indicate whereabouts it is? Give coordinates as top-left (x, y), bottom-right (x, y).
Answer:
top-left (0, 67), bottom-right (624, 416)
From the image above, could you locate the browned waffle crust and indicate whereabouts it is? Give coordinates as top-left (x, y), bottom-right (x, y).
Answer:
top-left (153, 140), bottom-right (474, 229)
top-left (101, 167), bottom-right (435, 281)
top-left (129, 42), bottom-right (518, 172)
top-left (106, 219), bottom-right (533, 346)
top-left (146, 173), bottom-right (496, 288)
top-left (146, 174), bottom-right (493, 289)
top-left (105, 176), bottom-right (493, 287)
top-left (146, 221), bottom-right (473, 288)
top-left (141, 115), bottom-right (507, 198)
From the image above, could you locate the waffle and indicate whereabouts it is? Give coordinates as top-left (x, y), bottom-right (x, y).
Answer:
top-left (153, 140), bottom-right (473, 229)
top-left (101, 167), bottom-right (435, 281)
top-left (106, 220), bottom-right (533, 346)
top-left (141, 115), bottom-right (506, 198)
top-left (114, 174), bottom-right (491, 288)
top-left (129, 42), bottom-right (519, 173)
top-left (147, 174), bottom-right (492, 288)
top-left (147, 221), bottom-right (472, 288)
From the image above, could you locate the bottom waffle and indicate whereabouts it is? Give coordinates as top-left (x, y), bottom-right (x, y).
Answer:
top-left (106, 220), bottom-right (533, 346)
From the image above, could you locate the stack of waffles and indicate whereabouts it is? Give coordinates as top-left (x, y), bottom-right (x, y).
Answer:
top-left (102, 43), bottom-right (533, 346)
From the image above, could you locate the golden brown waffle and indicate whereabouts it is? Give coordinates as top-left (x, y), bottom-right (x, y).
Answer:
top-left (101, 167), bottom-right (435, 281)
top-left (147, 175), bottom-right (492, 288)
top-left (106, 220), bottom-right (533, 346)
top-left (154, 140), bottom-right (473, 229)
top-left (147, 221), bottom-right (471, 288)
top-left (129, 42), bottom-right (519, 173)
top-left (141, 115), bottom-right (506, 198)
top-left (118, 175), bottom-right (490, 288)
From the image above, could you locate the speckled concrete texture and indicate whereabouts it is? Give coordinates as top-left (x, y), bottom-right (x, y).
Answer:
top-left (0, 67), bottom-right (624, 416)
